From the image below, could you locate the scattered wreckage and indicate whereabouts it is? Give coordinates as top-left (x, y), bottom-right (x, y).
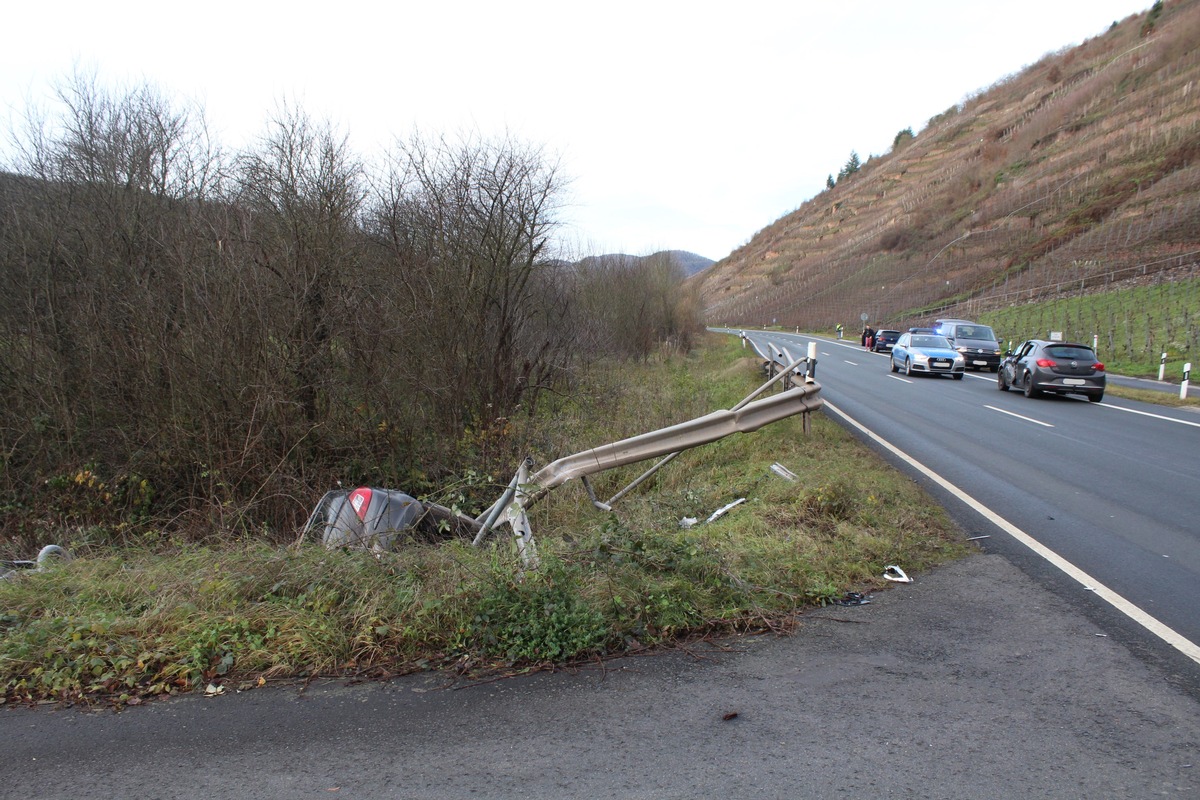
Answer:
top-left (305, 345), bottom-right (823, 567)
top-left (6, 342), bottom-right (919, 587)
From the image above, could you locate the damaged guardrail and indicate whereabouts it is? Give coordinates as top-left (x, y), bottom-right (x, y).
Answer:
top-left (306, 354), bottom-right (822, 568)
top-left (0, 544), bottom-right (71, 581)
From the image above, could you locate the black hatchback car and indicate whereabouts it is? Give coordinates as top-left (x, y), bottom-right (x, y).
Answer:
top-left (997, 340), bottom-right (1106, 402)
top-left (871, 329), bottom-right (901, 353)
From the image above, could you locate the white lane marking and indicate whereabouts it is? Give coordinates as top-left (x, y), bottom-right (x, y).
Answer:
top-left (845, 360), bottom-right (859, 366)
top-left (985, 405), bottom-right (1055, 428)
top-left (1095, 402), bottom-right (1200, 429)
top-left (889, 375), bottom-right (914, 384)
top-left (822, 399), bottom-right (1200, 666)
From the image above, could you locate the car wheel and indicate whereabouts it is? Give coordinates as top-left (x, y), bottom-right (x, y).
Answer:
top-left (953, 373), bottom-right (963, 380)
top-left (1088, 392), bottom-right (1103, 403)
top-left (904, 358), bottom-right (913, 376)
top-left (1023, 372), bottom-right (1040, 398)
top-left (997, 370), bottom-right (1008, 391)
top-left (890, 357), bottom-right (898, 373)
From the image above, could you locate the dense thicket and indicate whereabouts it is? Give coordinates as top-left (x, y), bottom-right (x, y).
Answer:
top-left (0, 76), bottom-right (702, 549)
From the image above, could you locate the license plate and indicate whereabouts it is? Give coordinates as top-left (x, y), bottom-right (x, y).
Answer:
top-left (933, 360), bottom-right (950, 368)
top-left (1063, 378), bottom-right (1085, 385)
top-left (973, 360), bottom-right (988, 366)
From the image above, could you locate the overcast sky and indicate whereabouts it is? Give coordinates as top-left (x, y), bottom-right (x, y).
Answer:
top-left (2, 1), bottom-right (1150, 261)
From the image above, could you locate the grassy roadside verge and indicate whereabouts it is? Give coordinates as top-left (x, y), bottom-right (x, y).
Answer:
top-left (0, 334), bottom-right (971, 708)
top-left (1105, 385), bottom-right (1200, 407)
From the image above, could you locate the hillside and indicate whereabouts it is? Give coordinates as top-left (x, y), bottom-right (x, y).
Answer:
top-left (695, 0), bottom-right (1200, 345)
top-left (578, 249), bottom-right (714, 276)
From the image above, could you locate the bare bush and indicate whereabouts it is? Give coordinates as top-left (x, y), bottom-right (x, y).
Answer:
top-left (0, 74), bottom-right (704, 547)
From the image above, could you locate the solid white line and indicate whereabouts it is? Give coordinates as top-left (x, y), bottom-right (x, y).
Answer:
top-left (822, 399), bottom-right (1200, 666)
top-left (985, 405), bottom-right (1055, 428)
top-left (1095, 402), bottom-right (1200, 429)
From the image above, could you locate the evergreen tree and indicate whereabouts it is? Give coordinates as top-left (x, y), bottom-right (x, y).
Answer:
top-left (836, 151), bottom-right (861, 184)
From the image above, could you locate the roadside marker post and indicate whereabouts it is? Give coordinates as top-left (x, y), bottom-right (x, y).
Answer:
top-left (1159, 352), bottom-right (1167, 382)
top-left (1183, 362), bottom-right (1192, 400)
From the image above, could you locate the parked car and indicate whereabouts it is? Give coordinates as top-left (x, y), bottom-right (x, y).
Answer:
top-left (997, 340), bottom-right (1105, 402)
top-left (871, 329), bottom-right (901, 353)
top-left (890, 333), bottom-right (965, 378)
top-left (933, 319), bottom-right (1004, 372)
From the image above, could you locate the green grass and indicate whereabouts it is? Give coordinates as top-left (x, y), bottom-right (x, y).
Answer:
top-left (976, 276), bottom-right (1200, 377)
top-left (0, 335), bottom-right (971, 708)
top-left (1105, 384), bottom-right (1200, 407)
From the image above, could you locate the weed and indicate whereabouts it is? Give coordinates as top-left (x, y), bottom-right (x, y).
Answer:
top-left (463, 556), bottom-right (609, 664)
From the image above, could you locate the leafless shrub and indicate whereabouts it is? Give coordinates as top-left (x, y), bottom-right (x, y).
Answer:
top-left (0, 77), bottom-right (698, 545)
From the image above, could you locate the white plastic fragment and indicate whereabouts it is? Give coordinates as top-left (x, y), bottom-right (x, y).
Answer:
top-left (679, 517), bottom-right (699, 529)
top-left (706, 498), bottom-right (747, 524)
top-left (883, 565), bottom-right (913, 583)
top-left (770, 462), bottom-right (798, 481)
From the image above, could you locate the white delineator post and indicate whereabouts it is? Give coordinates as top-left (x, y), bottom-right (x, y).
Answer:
top-left (1183, 362), bottom-right (1192, 400)
top-left (1159, 352), bottom-right (1167, 382)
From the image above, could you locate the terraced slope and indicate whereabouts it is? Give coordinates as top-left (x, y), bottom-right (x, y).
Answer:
top-left (696, 0), bottom-right (1200, 336)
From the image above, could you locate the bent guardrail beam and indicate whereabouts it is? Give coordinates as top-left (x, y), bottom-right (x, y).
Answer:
top-left (472, 376), bottom-right (822, 566)
top-left (527, 382), bottom-right (823, 500)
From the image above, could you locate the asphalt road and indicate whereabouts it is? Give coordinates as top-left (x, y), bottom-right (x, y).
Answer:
top-left (728, 328), bottom-right (1200, 661)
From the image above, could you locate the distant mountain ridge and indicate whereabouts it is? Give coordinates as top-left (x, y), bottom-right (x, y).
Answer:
top-left (577, 250), bottom-right (714, 276)
top-left (694, 0), bottom-right (1200, 332)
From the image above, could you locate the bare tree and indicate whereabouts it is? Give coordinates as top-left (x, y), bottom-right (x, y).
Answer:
top-left (366, 132), bottom-right (571, 433)
top-left (232, 104), bottom-right (365, 425)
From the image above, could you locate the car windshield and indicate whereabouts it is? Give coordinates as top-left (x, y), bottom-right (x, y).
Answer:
top-left (956, 325), bottom-right (996, 340)
top-left (1045, 345), bottom-right (1095, 360)
top-left (912, 336), bottom-right (952, 349)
